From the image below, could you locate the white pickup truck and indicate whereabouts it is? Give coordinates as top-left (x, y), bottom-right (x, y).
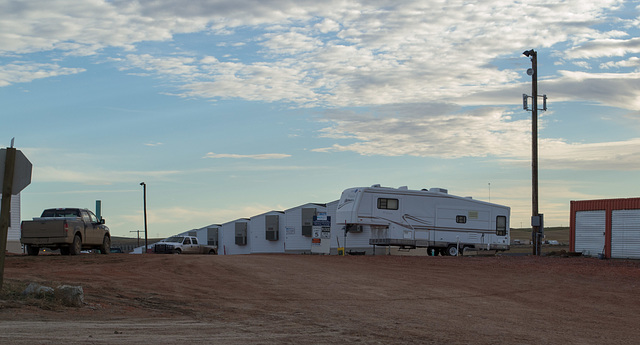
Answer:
top-left (153, 236), bottom-right (217, 254)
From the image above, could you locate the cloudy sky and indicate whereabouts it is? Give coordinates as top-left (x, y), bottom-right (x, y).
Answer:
top-left (2, 0), bottom-right (639, 237)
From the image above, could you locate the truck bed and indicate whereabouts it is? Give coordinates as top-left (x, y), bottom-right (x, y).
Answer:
top-left (21, 218), bottom-right (74, 238)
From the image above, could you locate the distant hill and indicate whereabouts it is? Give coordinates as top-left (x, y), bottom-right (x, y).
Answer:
top-left (510, 227), bottom-right (569, 244)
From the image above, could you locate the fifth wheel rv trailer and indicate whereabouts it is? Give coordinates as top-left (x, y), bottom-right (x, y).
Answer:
top-left (336, 185), bottom-right (510, 255)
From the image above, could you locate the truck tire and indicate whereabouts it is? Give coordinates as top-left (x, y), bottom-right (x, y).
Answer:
top-left (26, 245), bottom-right (40, 256)
top-left (208, 249), bottom-right (216, 255)
top-left (100, 235), bottom-right (111, 254)
top-left (70, 235), bottom-right (82, 255)
top-left (445, 244), bottom-right (459, 256)
top-left (173, 248), bottom-right (182, 254)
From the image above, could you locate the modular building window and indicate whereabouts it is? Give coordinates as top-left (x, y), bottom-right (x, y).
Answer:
top-left (235, 222), bottom-right (247, 245)
top-left (301, 208), bottom-right (316, 237)
top-left (207, 228), bottom-right (218, 246)
top-left (265, 215), bottom-right (279, 241)
top-left (377, 198), bottom-right (399, 210)
top-left (496, 216), bottom-right (507, 236)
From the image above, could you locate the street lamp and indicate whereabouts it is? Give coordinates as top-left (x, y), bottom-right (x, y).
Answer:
top-left (140, 182), bottom-right (148, 254)
top-left (523, 49), bottom-right (546, 256)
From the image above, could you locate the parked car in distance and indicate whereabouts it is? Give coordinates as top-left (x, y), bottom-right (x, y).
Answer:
top-left (153, 236), bottom-right (217, 254)
top-left (110, 247), bottom-right (124, 253)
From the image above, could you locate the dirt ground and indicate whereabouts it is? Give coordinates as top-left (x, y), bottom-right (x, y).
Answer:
top-left (1, 253), bottom-right (639, 345)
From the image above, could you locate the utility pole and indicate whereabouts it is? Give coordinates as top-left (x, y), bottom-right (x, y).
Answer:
top-left (140, 182), bottom-right (148, 254)
top-left (523, 49), bottom-right (547, 256)
top-left (130, 230), bottom-right (142, 247)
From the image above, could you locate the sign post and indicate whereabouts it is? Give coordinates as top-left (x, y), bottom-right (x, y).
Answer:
top-left (311, 213), bottom-right (331, 255)
top-left (0, 146), bottom-right (33, 290)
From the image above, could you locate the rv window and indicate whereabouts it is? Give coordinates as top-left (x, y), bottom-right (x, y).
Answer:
top-left (377, 198), bottom-right (399, 210)
top-left (456, 215), bottom-right (467, 224)
top-left (496, 216), bottom-right (507, 236)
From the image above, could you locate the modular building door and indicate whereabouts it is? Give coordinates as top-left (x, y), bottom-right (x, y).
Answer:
top-left (574, 210), bottom-right (606, 257)
top-left (611, 209), bottom-right (640, 259)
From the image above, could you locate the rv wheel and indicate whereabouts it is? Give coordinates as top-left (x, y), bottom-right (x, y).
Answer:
top-left (445, 245), bottom-right (458, 256)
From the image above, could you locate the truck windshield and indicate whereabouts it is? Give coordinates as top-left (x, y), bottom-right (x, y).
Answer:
top-left (165, 236), bottom-right (184, 243)
top-left (41, 209), bottom-right (81, 217)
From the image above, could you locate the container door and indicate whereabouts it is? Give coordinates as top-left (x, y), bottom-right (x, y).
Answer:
top-left (611, 209), bottom-right (640, 259)
top-left (574, 210), bottom-right (606, 257)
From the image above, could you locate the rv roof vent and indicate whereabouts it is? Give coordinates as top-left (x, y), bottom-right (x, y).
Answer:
top-left (371, 184), bottom-right (381, 187)
top-left (465, 196), bottom-right (473, 199)
top-left (429, 187), bottom-right (448, 194)
top-left (398, 186), bottom-right (408, 190)
top-left (421, 188), bottom-right (429, 191)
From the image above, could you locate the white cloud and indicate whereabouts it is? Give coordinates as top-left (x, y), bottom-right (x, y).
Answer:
top-left (1, 0), bottom-right (631, 110)
top-left (123, 54), bottom-right (199, 77)
top-left (0, 62), bottom-right (84, 87)
top-left (32, 166), bottom-right (181, 185)
top-left (203, 152), bottom-right (291, 159)
top-left (99, 0), bottom-right (628, 111)
top-left (260, 31), bottom-right (322, 56)
top-left (545, 71), bottom-right (640, 111)
top-left (600, 56), bottom-right (640, 69)
top-left (462, 70), bottom-right (640, 112)
top-left (539, 138), bottom-right (640, 171)
top-left (119, 203), bottom-right (282, 231)
top-left (314, 105), bottom-right (530, 158)
top-left (564, 37), bottom-right (640, 60)
top-left (314, 18), bottom-right (340, 34)
top-left (4, 0), bottom-right (640, 174)
top-left (313, 103), bottom-right (640, 171)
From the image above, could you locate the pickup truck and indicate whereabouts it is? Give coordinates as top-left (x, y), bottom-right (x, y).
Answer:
top-left (153, 236), bottom-right (217, 254)
top-left (21, 208), bottom-right (111, 256)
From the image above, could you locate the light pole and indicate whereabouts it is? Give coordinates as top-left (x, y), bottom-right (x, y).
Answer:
top-left (130, 230), bottom-right (141, 248)
top-left (523, 49), bottom-right (546, 256)
top-left (140, 182), bottom-right (148, 254)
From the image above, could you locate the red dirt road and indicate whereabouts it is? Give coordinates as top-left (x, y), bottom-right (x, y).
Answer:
top-left (1, 254), bottom-right (639, 344)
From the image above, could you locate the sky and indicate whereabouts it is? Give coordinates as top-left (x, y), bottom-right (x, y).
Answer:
top-left (2, 0), bottom-right (640, 238)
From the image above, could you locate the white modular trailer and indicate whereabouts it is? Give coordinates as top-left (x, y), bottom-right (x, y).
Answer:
top-left (336, 185), bottom-right (510, 255)
top-left (249, 211), bottom-right (285, 254)
top-left (218, 218), bottom-right (251, 255)
top-left (284, 203), bottom-right (328, 253)
top-left (178, 224), bottom-right (221, 248)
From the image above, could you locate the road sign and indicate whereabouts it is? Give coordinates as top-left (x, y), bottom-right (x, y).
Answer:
top-left (311, 216), bottom-right (331, 254)
top-left (0, 148), bottom-right (32, 195)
